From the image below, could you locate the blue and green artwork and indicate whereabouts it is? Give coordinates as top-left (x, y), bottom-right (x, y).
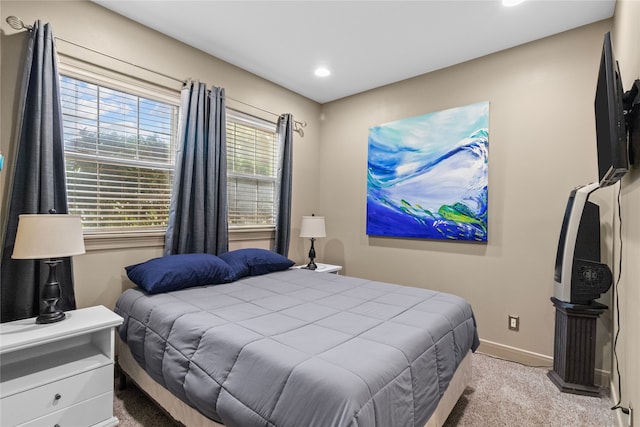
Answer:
top-left (367, 101), bottom-right (489, 242)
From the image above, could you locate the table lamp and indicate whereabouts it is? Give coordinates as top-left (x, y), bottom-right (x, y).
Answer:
top-left (299, 215), bottom-right (326, 270)
top-left (12, 213), bottom-right (85, 324)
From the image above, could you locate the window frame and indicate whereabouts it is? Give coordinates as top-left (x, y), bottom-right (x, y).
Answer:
top-left (226, 108), bottom-right (279, 231)
top-left (58, 60), bottom-right (181, 247)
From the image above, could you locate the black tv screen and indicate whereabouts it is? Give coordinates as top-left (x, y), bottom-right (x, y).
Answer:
top-left (594, 32), bottom-right (628, 187)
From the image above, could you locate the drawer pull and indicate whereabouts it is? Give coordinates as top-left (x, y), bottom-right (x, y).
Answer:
top-left (54, 393), bottom-right (61, 401)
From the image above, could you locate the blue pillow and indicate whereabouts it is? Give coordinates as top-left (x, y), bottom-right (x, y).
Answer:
top-left (125, 253), bottom-right (236, 294)
top-left (219, 248), bottom-right (294, 279)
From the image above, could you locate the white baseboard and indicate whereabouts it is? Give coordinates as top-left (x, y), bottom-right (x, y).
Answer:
top-left (478, 339), bottom-right (610, 387)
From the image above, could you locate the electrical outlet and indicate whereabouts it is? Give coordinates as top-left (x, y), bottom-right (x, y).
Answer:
top-left (508, 315), bottom-right (519, 331)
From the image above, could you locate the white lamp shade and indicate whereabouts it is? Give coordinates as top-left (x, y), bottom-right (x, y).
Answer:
top-left (300, 216), bottom-right (326, 238)
top-left (12, 214), bottom-right (85, 259)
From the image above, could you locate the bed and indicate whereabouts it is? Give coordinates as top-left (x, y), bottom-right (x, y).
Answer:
top-left (115, 251), bottom-right (479, 427)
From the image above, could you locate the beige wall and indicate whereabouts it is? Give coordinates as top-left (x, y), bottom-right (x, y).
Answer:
top-left (318, 20), bottom-right (616, 371)
top-left (0, 0), bottom-right (322, 309)
top-left (612, 0), bottom-right (640, 423)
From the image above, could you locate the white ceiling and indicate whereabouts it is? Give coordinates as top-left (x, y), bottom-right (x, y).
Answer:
top-left (92, 0), bottom-right (616, 104)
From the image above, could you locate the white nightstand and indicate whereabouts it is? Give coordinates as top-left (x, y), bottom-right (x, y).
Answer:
top-left (294, 263), bottom-right (343, 274)
top-left (0, 305), bottom-right (123, 427)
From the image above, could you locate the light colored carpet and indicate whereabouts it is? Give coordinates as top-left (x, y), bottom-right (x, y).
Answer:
top-left (114, 353), bottom-right (617, 426)
top-left (443, 353), bottom-right (616, 426)
top-left (114, 375), bottom-right (179, 427)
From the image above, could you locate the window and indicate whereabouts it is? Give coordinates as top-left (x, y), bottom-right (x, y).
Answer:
top-left (226, 111), bottom-right (278, 227)
top-left (60, 70), bottom-right (277, 234)
top-left (60, 75), bottom-right (179, 232)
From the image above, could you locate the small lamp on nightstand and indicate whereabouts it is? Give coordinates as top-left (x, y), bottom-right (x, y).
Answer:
top-left (300, 214), bottom-right (326, 270)
top-left (12, 212), bottom-right (85, 324)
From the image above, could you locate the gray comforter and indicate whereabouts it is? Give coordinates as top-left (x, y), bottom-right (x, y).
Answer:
top-left (116, 269), bottom-right (479, 427)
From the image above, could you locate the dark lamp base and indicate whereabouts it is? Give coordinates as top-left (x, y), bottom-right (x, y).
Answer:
top-left (306, 237), bottom-right (318, 270)
top-left (36, 310), bottom-right (66, 324)
top-left (37, 259), bottom-right (66, 324)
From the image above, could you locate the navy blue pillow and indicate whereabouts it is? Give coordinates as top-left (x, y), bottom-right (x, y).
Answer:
top-left (219, 248), bottom-right (294, 279)
top-left (125, 253), bottom-right (236, 294)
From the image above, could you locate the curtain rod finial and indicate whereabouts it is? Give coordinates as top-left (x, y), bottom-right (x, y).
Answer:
top-left (6, 16), bottom-right (32, 31)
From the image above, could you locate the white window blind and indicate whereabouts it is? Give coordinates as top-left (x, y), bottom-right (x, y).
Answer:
top-left (226, 111), bottom-right (278, 227)
top-left (60, 75), bottom-right (179, 231)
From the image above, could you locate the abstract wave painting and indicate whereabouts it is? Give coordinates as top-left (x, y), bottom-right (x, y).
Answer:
top-left (367, 101), bottom-right (489, 242)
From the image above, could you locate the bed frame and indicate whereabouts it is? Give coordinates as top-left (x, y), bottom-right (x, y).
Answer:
top-left (117, 337), bottom-right (471, 427)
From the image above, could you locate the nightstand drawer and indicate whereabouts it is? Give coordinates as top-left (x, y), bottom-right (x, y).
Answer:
top-left (1, 364), bottom-right (113, 426)
top-left (18, 391), bottom-right (115, 427)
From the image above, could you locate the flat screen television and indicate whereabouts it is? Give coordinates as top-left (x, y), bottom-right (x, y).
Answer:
top-left (553, 182), bottom-right (612, 305)
top-left (594, 32), bottom-right (628, 187)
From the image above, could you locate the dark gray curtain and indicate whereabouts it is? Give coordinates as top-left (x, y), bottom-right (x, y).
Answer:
top-left (274, 114), bottom-right (294, 256)
top-left (164, 82), bottom-right (228, 255)
top-left (1, 21), bottom-right (75, 323)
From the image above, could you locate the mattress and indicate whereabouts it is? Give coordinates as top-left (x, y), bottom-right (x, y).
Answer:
top-left (115, 269), bottom-right (479, 427)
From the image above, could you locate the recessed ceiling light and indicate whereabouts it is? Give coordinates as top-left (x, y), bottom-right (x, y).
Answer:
top-left (502, 0), bottom-right (526, 6)
top-left (314, 67), bottom-right (331, 78)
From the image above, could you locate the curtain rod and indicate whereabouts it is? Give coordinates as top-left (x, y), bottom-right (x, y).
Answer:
top-left (5, 15), bottom-right (307, 136)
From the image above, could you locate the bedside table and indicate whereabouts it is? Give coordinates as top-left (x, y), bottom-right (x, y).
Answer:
top-left (293, 263), bottom-right (343, 274)
top-left (0, 305), bottom-right (123, 427)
